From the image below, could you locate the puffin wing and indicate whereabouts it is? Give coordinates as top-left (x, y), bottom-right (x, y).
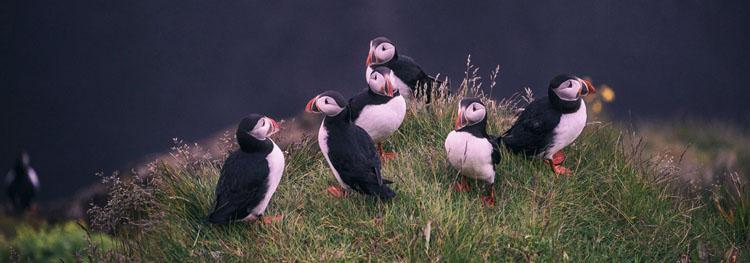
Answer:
top-left (209, 152), bottom-right (269, 224)
top-left (502, 98), bottom-right (561, 155)
top-left (389, 55), bottom-right (429, 88)
top-left (348, 88), bottom-right (371, 122)
top-left (488, 135), bottom-right (501, 165)
top-left (327, 127), bottom-right (383, 193)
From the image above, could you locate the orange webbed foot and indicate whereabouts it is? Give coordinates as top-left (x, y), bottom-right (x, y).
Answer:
top-left (262, 214), bottom-right (284, 224)
top-left (327, 186), bottom-right (348, 198)
top-left (453, 179), bottom-right (471, 192)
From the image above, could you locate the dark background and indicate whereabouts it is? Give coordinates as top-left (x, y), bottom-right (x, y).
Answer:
top-left (2, 1), bottom-right (749, 201)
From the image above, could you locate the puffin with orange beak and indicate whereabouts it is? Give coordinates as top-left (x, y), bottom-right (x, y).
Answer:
top-left (444, 98), bottom-right (501, 207)
top-left (208, 114), bottom-right (285, 224)
top-left (365, 36), bottom-right (444, 103)
top-left (306, 90), bottom-right (396, 200)
top-left (349, 66), bottom-right (407, 160)
top-left (500, 74), bottom-right (596, 175)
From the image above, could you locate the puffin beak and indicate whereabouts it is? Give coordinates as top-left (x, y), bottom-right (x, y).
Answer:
top-left (580, 79), bottom-right (596, 96)
top-left (266, 117), bottom-right (280, 136)
top-left (454, 108), bottom-right (465, 129)
top-left (305, 96), bottom-right (320, 113)
top-left (365, 47), bottom-right (374, 66)
top-left (384, 74), bottom-right (395, 97)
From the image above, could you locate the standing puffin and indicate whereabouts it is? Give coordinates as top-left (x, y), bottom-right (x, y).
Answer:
top-left (350, 66), bottom-right (407, 160)
top-left (365, 36), bottom-right (442, 102)
top-left (5, 152), bottom-right (40, 215)
top-left (444, 98), bottom-right (500, 207)
top-left (500, 74), bottom-right (596, 175)
top-left (208, 114), bottom-right (285, 224)
top-left (305, 90), bottom-right (396, 200)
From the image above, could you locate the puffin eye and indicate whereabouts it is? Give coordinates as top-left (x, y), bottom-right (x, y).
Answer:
top-left (381, 46), bottom-right (386, 51)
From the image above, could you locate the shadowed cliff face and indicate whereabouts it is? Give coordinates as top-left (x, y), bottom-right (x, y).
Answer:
top-left (2, 0), bottom-right (749, 200)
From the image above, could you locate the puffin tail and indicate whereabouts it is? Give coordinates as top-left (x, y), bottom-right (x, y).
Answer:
top-left (372, 184), bottom-right (396, 201)
top-left (207, 211), bottom-right (230, 225)
top-left (207, 203), bottom-right (235, 225)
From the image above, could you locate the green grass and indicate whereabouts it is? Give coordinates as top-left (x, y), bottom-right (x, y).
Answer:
top-left (90, 75), bottom-right (747, 261)
top-left (0, 220), bottom-right (115, 262)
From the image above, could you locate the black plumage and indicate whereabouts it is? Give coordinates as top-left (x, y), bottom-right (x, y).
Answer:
top-left (208, 114), bottom-right (280, 224)
top-left (501, 98), bottom-right (563, 156)
top-left (348, 86), bottom-right (398, 123)
top-left (5, 152), bottom-right (39, 215)
top-left (500, 74), bottom-right (586, 157)
top-left (309, 91), bottom-right (396, 200)
top-left (368, 37), bottom-right (444, 102)
top-left (457, 98), bottom-right (501, 165)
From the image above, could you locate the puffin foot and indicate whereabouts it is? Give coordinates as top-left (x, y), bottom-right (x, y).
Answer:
top-left (481, 183), bottom-right (495, 207)
top-left (327, 186), bottom-right (348, 198)
top-left (453, 178), bottom-right (471, 192)
top-left (377, 143), bottom-right (397, 161)
top-left (552, 151), bottom-right (566, 165)
top-left (481, 195), bottom-right (495, 207)
top-left (262, 214), bottom-right (284, 224)
top-left (545, 160), bottom-right (572, 175)
top-left (380, 151), bottom-right (398, 161)
top-left (553, 165), bottom-right (573, 175)
top-left (29, 203), bottom-right (39, 215)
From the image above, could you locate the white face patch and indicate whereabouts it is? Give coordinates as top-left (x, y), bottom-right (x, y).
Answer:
top-left (374, 42), bottom-right (395, 63)
top-left (316, 96), bottom-right (344, 116)
top-left (367, 71), bottom-right (387, 96)
top-left (553, 79), bottom-right (584, 101)
top-left (463, 103), bottom-right (486, 124)
top-left (250, 117), bottom-right (271, 140)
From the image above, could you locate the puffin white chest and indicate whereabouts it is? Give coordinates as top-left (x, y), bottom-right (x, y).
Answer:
top-left (250, 141), bottom-right (285, 215)
top-left (444, 131), bottom-right (495, 183)
top-left (355, 96), bottom-right (406, 142)
top-left (317, 123), bottom-right (348, 189)
top-left (546, 102), bottom-right (587, 159)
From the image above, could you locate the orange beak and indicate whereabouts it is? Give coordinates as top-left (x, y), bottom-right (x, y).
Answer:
top-left (305, 96), bottom-right (320, 113)
top-left (384, 74), bottom-right (395, 97)
top-left (365, 48), bottom-right (374, 66)
top-left (581, 79), bottom-right (596, 96)
top-left (455, 109), bottom-right (464, 129)
top-left (267, 117), bottom-right (280, 136)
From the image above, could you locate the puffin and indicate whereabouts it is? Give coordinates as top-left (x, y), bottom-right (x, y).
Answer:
top-left (365, 36), bottom-right (443, 102)
top-left (350, 65), bottom-right (407, 160)
top-left (444, 98), bottom-right (500, 207)
top-left (5, 152), bottom-right (40, 215)
top-left (208, 114), bottom-right (285, 224)
top-left (305, 90), bottom-right (396, 200)
top-left (500, 74), bottom-right (596, 175)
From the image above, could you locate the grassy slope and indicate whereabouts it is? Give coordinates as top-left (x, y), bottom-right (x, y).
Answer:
top-left (104, 83), bottom-right (746, 262)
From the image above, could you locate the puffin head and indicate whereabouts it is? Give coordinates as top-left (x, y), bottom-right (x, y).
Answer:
top-left (365, 37), bottom-right (396, 66)
top-left (454, 97), bottom-right (487, 130)
top-left (236, 114), bottom-right (280, 148)
top-left (19, 151), bottom-right (30, 167)
top-left (549, 74), bottom-right (596, 101)
top-left (305, 90), bottom-right (348, 117)
top-left (367, 66), bottom-right (396, 97)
